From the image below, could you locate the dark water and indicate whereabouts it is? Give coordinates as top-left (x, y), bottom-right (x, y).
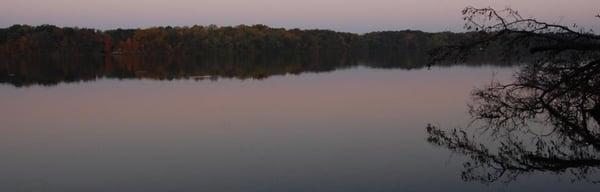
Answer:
top-left (0, 62), bottom-right (597, 191)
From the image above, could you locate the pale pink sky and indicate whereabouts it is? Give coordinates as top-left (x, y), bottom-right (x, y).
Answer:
top-left (1, 0), bottom-right (599, 32)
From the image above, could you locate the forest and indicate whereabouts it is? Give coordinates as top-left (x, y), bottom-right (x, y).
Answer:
top-left (0, 24), bottom-right (514, 87)
top-left (0, 24), bottom-right (481, 57)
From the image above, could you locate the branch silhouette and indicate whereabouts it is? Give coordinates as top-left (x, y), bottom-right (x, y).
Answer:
top-left (428, 7), bottom-right (600, 184)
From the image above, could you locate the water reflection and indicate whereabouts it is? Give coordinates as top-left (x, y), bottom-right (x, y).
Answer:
top-left (1, 64), bottom-right (599, 191)
top-left (427, 57), bottom-right (600, 184)
top-left (0, 66), bottom-right (461, 191)
top-left (0, 51), bottom-right (509, 87)
top-left (2, 51), bottom-right (597, 190)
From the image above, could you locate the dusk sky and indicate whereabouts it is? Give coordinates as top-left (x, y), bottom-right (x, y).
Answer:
top-left (1, 0), bottom-right (599, 33)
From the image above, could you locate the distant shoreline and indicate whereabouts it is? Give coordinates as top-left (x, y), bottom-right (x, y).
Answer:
top-left (0, 24), bottom-right (477, 57)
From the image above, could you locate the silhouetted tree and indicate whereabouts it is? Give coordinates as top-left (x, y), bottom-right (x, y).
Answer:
top-left (428, 7), bottom-right (600, 184)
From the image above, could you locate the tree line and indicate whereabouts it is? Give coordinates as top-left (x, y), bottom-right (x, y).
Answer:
top-left (0, 24), bottom-right (476, 57)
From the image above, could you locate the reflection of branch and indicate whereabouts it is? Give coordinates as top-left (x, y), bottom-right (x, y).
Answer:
top-left (428, 7), bottom-right (600, 184)
top-left (427, 125), bottom-right (600, 184)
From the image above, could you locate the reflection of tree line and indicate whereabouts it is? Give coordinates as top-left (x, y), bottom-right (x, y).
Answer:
top-left (0, 24), bottom-right (520, 86)
top-left (428, 7), bottom-right (600, 184)
top-left (0, 49), bottom-right (515, 87)
top-left (108, 51), bottom-right (358, 80)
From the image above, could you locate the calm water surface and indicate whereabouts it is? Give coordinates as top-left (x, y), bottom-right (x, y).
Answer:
top-left (0, 65), bottom-right (597, 191)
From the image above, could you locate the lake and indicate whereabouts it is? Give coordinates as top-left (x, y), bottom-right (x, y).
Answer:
top-left (0, 62), bottom-right (598, 191)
